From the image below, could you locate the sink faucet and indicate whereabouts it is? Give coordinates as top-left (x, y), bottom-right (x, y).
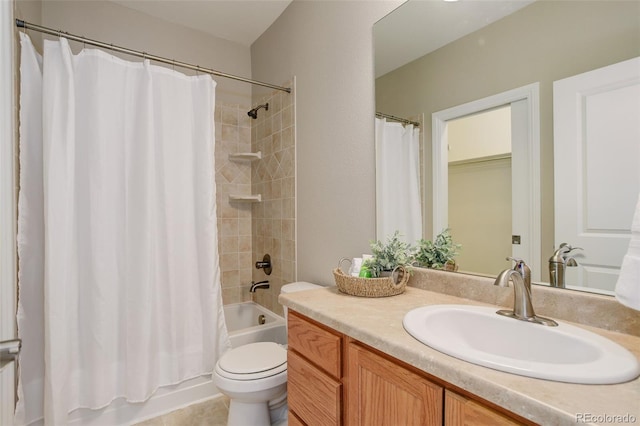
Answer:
top-left (250, 280), bottom-right (270, 293)
top-left (548, 243), bottom-right (582, 288)
top-left (494, 257), bottom-right (558, 326)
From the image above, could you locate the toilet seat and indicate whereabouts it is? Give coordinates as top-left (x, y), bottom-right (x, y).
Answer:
top-left (216, 342), bottom-right (287, 381)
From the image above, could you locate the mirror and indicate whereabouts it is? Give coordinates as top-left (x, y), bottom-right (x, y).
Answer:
top-left (374, 0), bottom-right (640, 294)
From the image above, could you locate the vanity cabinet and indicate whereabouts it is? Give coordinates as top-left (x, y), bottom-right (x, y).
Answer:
top-left (347, 341), bottom-right (443, 425)
top-left (287, 311), bottom-right (343, 425)
top-left (445, 390), bottom-right (522, 426)
top-left (287, 311), bottom-right (530, 426)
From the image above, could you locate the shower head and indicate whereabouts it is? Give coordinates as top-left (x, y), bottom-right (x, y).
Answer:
top-left (247, 103), bottom-right (269, 119)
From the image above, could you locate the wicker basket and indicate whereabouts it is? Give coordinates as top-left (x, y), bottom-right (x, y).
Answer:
top-left (333, 266), bottom-right (408, 298)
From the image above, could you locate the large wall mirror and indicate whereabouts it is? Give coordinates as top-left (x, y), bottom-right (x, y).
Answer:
top-left (374, 0), bottom-right (640, 295)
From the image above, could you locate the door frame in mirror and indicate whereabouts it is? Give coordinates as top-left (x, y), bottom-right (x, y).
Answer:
top-left (432, 83), bottom-right (541, 280)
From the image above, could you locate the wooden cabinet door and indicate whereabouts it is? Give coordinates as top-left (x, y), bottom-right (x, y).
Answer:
top-left (347, 342), bottom-right (443, 426)
top-left (445, 390), bottom-right (525, 426)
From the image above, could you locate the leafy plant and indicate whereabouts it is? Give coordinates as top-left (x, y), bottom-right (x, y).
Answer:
top-left (413, 229), bottom-right (461, 270)
top-left (363, 231), bottom-right (413, 278)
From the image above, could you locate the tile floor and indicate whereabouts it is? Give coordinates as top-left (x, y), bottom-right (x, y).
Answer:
top-left (134, 395), bottom-right (230, 426)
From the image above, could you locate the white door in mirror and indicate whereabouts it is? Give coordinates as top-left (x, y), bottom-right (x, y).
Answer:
top-left (403, 304), bottom-right (640, 384)
top-left (553, 57), bottom-right (640, 293)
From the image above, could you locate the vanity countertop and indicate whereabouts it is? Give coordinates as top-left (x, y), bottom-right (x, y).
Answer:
top-left (279, 286), bottom-right (640, 426)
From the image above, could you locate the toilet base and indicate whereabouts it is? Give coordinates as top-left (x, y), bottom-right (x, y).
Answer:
top-left (269, 392), bottom-right (288, 424)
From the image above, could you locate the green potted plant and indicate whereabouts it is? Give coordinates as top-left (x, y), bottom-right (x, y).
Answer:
top-left (413, 229), bottom-right (461, 271)
top-left (362, 231), bottom-right (413, 278)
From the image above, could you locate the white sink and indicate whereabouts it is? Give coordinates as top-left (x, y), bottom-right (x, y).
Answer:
top-left (403, 304), bottom-right (640, 384)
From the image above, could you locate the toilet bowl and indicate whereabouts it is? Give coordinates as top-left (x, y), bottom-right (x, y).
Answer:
top-left (214, 282), bottom-right (323, 426)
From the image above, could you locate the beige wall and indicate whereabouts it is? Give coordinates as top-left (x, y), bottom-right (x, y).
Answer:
top-left (251, 1), bottom-right (403, 285)
top-left (448, 108), bottom-right (512, 275)
top-left (25, 0), bottom-right (252, 105)
top-left (448, 106), bottom-right (511, 163)
top-left (376, 0), bottom-right (640, 277)
top-left (449, 158), bottom-right (512, 276)
top-left (15, 0), bottom-right (42, 50)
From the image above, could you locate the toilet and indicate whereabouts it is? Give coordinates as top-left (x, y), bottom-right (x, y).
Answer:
top-left (214, 282), bottom-right (323, 426)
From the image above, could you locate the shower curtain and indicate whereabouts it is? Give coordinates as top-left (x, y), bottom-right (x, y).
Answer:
top-left (16, 34), bottom-right (230, 425)
top-left (375, 118), bottom-right (422, 243)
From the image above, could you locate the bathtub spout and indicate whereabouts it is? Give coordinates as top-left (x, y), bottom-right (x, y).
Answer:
top-left (250, 280), bottom-right (270, 293)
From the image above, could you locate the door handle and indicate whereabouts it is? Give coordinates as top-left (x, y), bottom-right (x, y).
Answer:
top-left (0, 338), bottom-right (21, 364)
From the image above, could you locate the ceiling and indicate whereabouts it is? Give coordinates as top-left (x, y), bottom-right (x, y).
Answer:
top-left (111, 0), bottom-right (293, 46)
top-left (374, 0), bottom-right (536, 78)
top-left (109, 0), bottom-right (534, 70)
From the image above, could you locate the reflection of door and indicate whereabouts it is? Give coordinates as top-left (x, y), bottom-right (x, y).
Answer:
top-left (554, 57), bottom-right (640, 293)
top-left (433, 83), bottom-right (540, 280)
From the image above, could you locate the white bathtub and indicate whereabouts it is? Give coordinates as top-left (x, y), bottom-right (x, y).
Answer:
top-left (224, 302), bottom-right (287, 348)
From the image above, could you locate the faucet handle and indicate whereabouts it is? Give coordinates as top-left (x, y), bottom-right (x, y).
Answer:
top-left (558, 243), bottom-right (583, 253)
top-left (506, 257), bottom-right (531, 289)
top-left (506, 256), bottom-right (529, 270)
top-left (506, 256), bottom-right (524, 266)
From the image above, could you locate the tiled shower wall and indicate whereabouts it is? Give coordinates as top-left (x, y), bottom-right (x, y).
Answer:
top-left (214, 87), bottom-right (296, 312)
top-left (214, 104), bottom-right (254, 304)
top-left (251, 87), bottom-right (296, 315)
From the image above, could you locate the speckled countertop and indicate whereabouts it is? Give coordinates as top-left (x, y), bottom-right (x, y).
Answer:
top-left (279, 286), bottom-right (640, 426)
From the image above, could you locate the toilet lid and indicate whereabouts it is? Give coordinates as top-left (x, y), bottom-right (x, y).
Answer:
top-left (218, 342), bottom-right (286, 377)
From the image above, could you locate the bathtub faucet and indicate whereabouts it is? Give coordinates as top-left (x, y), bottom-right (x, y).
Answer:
top-left (250, 280), bottom-right (270, 293)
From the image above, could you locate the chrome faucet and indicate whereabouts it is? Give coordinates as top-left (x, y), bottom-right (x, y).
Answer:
top-left (494, 257), bottom-right (558, 326)
top-left (249, 280), bottom-right (270, 293)
top-left (548, 243), bottom-right (582, 288)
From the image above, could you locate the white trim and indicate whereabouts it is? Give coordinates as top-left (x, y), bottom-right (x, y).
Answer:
top-left (291, 75), bottom-right (297, 282)
top-left (21, 378), bottom-right (222, 426)
top-left (66, 379), bottom-right (220, 426)
top-left (0, 1), bottom-right (18, 424)
top-left (432, 83), bottom-right (541, 280)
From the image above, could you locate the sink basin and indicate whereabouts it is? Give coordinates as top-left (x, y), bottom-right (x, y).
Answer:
top-left (403, 304), bottom-right (640, 384)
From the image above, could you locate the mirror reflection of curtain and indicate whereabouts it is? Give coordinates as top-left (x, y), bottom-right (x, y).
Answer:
top-left (375, 118), bottom-right (422, 243)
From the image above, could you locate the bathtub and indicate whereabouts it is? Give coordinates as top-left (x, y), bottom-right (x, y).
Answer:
top-left (224, 302), bottom-right (287, 348)
top-left (65, 302), bottom-right (284, 425)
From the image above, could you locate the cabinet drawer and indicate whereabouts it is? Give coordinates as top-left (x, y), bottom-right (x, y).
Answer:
top-left (288, 311), bottom-right (342, 378)
top-left (288, 349), bottom-right (342, 426)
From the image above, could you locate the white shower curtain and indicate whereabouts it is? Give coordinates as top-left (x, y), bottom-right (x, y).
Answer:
top-left (375, 118), bottom-right (422, 243)
top-left (16, 34), bottom-right (230, 425)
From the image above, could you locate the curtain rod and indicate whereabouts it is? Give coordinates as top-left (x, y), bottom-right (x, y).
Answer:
top-left (376, 112), bottom-right (419, 127)
top-left (15, 19), bottom-right (291, 94)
